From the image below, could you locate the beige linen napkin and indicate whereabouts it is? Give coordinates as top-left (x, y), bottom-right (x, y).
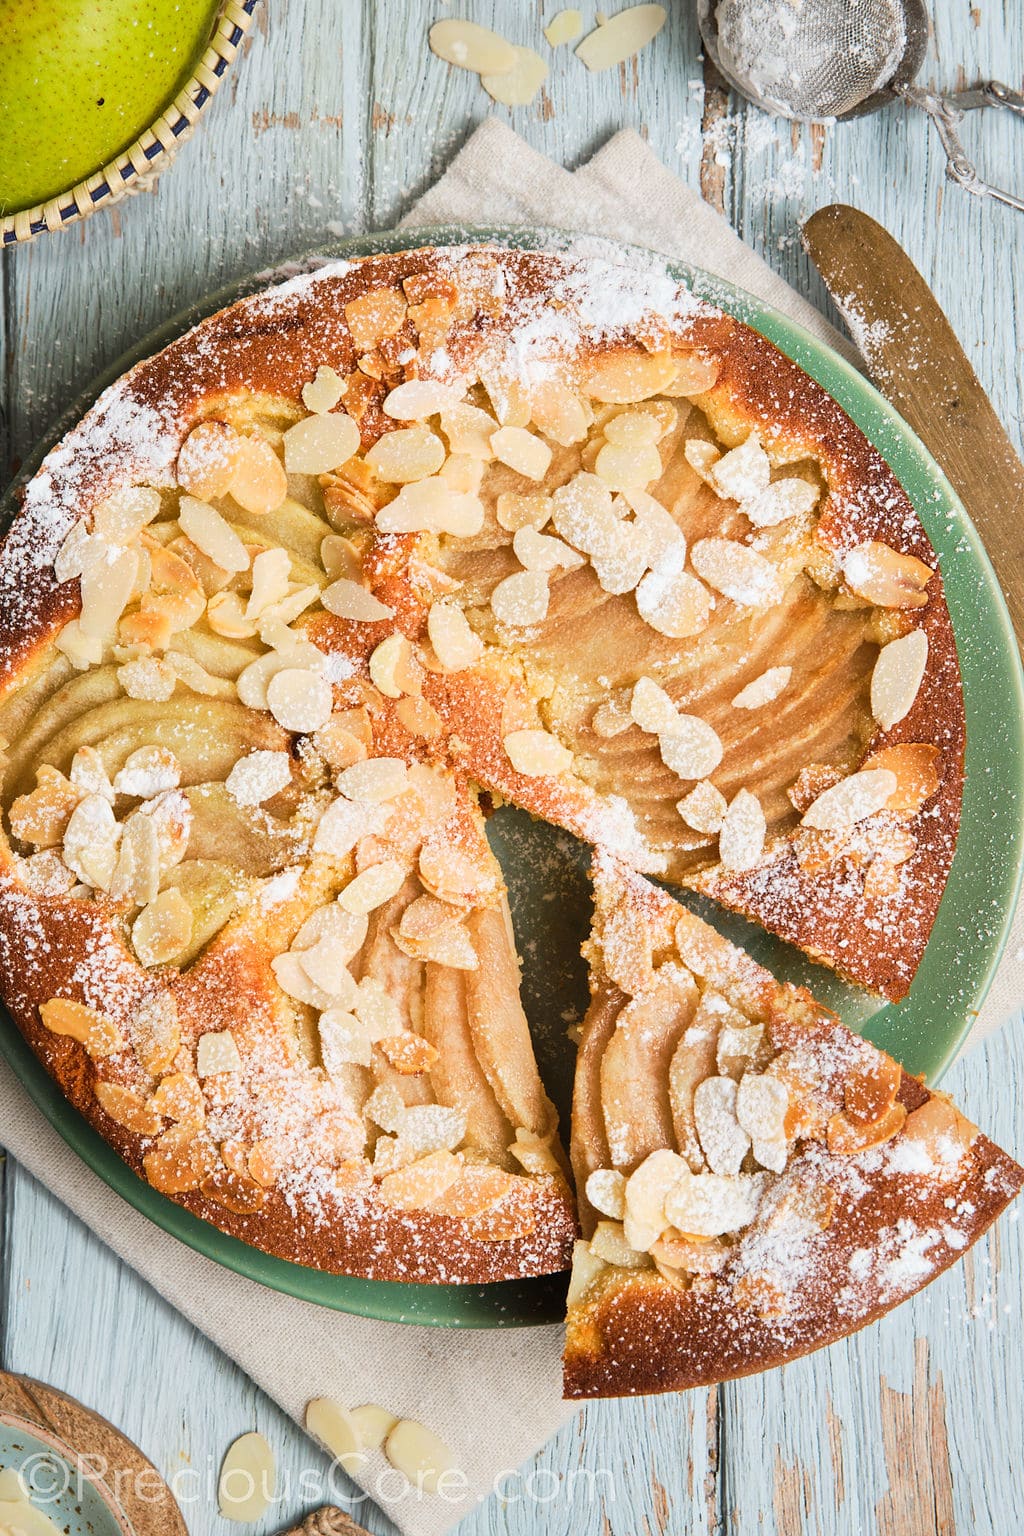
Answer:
top-left (1, 119), bottom-right (1021, 1536)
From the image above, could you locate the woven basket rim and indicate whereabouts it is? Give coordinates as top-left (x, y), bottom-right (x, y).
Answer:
top-left (0, 0), bottom-right (257, 248)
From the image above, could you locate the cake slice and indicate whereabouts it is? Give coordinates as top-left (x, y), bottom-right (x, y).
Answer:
top-left (564, 851), bottom-right (1023, 1397)
top-left (2, 748), bottom-right (575, 1284)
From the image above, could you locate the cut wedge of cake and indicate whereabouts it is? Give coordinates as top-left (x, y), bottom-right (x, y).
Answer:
top-left (564, 851), bottom-right (1024, 1397)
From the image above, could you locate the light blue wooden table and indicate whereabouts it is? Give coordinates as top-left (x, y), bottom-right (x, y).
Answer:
top-left (1, 3), bottom-right (1022, 1533)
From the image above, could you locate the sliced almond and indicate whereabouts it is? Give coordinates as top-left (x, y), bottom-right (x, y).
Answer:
top-left (56, 619), bottom-right (104, 670)
top-left (196, 1029), bottom-right (243, 1077)
top-left (693, 1076), bottom-right (750, 1175)
top-left (283, 411), bottom-right (361, 474)
top-left (801, 768), bottom-right (899, 831)
top-left (605, 410), bottom-right (663, 448)
top-left (419, 837), bottom-right (498, 905)
top-left (731, 666), bottom-right (792, 710)
top-left (491, 569), bottom-right (549, 627)
top-left (369, 633), bottom-right (414, 698)
top-left (530, 379), bottom-right (589, 444)
top-left (229, 435), bottom-right (288, 516)
top-left (92, 485), bottom-right (162, 543)
top-left (666, 353), bottom-right (721, 396)
top-left (512, 526), bottom-right (584, 573)
top-left (378, 1148), bottom-right (462, 1210)
top-left (588, 1219), bottom-right (653, 1267)
top-left (79, 542), bottom-right (139, 639)
top-left (366, 426), bottom-right (445, 484)
top-left (545, 7), bottom-right (583, 45)
top-left (495, 490), bottom-right (553, 532)
top-left (69, 745), bottom-right (114, 802)
top-left (345, 288), bottom-right (407, 351)
top-left (40, 997), bottom-right (123, 1058)
top-left (319, 532), bottom-right (363, 582)
top-left (218, 1432), bottom-right (275, 1522)
top-left (684, 439), bottom-right (721, 483)
top-left (718, 788), bottom-right (766, 871)
top-left (735, 1072), bottom-right (790, 1172)
top-left (204, 591), bottom-right (257, 640)
top-left (870, 628), bottom-right (929, 730)
top-left (440, 402), bottom-right (499, 458)
top-left (490, 425), bottom-right (552, 480)
top-left (109, 808), bottom-right (161, 905)
top-left (575, 4), bottom-right (667, 71)
top-left (663, 1168), bottom-right (767, 1237)
top-left (113, 745), bottom-right (181, 798)
top-left (658, 716), bottom-right (723, 781)
top-left (132, 886), bottom-right (193, 968)
top-left (482, 44), bottom-right (549, 105)
top-left (375, 477), bottom-right (484, 536)
top-left (95, 1080), bottom-right (164, 1136)
top-left (624, 1148), bottom-right (688, 1251)
top-left (225, 750), bottom-right (292, 806)
top-left (744, 477), bottom-right (819, 527)
top-left (428, 18), bottom-right (518, 74)
top-left (503, 728), bottom-right (573, 777)
top-left (321, 577), bottom-right (394, 622)
top-left (584, 349), bottom-right (676, 403)
top-left (63, 794), bottom-right (120, 890)
top-left (176, 420), bottom-right (241, 501)
top-left (690, 537), bottom-right (784, 608)
top-left (707, 434), bottom-right (771, 502)
top-left (305, 1398), bottom-right (364, 1476)
top-left (591, 696), bottom-right (633, 738)
top-left (301, 366), bottom-right (346, 414)
top-left (595, 441), bottom-right (662, 491)
top-left (427, 600), bottom-right (484, 671)
top-left (245, 547), bottom-right (292, 621)
top-left (131, 990), bottom-right (180, 1075)
top-left (863, 742), bottom-right (940, 814)
top-left (177, 496), bottom-right (249, 574)
top-left (636, 563), bottom-right (713, 638)
top-left (630, 675), bottom-right (681, 735)
top-left (383, 379), bottom-right (460, 419)
top-left (385, 1418), bottom-right (460, 1497)
top-left (337, 757), bottom-right (409, 803)
top-left (266, 668), bottom-right (333, 733)
top-left (843, 541), bottom-right (933, 608)
top-left (338, 859), bottom-right (406, 915)
top-left (827, 1100), bottom-right (907, 1156)
top-left (677, 780), bottom-right (727, 835)
top-left (585, 1168), bottom-right (627, 1220)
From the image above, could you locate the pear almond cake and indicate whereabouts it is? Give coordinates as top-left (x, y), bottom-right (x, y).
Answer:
top-left (0, 243), bottom-right (1019, 1396)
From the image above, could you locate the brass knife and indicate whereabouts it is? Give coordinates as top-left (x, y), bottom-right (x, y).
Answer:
top-left (802, 203), bottom-right (1024, 648)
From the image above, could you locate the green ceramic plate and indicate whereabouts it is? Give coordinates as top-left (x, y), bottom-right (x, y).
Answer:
top-left (2, 228), bottom-right (1022, 1328)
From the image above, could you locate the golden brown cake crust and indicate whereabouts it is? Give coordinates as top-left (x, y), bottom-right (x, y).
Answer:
top-left (564, 1109), bottom-right (1021, 1398)
top-left (565, 856), bottom-right (1024, 1397)
top-left (0, 242), bottom-right (969, 1286)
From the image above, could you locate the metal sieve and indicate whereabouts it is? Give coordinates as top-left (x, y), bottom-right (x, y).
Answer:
top-left (697, 0), bottom-right (1024, 212)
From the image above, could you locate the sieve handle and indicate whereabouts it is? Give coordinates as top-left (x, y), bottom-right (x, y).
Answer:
top-left (899, 83), bottom-right (1024, 213)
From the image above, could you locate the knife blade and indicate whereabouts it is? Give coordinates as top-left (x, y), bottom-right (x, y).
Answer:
top-left (801, 203), bottom-right (1024, 647)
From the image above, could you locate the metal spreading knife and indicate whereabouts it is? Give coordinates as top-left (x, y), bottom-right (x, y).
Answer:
top-left (801, 203), bottom-right (1024, 647)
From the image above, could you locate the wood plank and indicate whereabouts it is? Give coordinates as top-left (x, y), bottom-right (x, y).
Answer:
top-left (722, 1016), bottom-right (1024, 1536)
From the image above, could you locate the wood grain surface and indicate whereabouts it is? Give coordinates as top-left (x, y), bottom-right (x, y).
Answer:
top-left (1, 2), bottom-right (1022, 1534)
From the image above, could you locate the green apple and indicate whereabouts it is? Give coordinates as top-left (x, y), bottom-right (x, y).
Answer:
top-left (0, 0), bottom-right (222, 216)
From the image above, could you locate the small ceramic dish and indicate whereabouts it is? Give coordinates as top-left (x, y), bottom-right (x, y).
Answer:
top-left (0, 1412), bottom-right (134, 1535)
top-left (0, 0), bottom-right (257, 249)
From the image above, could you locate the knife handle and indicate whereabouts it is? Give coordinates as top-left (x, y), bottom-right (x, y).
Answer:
top-left (802, 204), bottom-right (1024, 648)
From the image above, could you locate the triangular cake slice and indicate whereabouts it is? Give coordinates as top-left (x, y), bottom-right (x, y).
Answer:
top-left (564, 851), bottom-right (1023, 1398)
top-left (3, 746), bottom-right (575, 1284)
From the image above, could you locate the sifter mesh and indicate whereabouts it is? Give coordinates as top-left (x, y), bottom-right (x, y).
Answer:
top-left (702, 0), bottom-right (910, 121)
